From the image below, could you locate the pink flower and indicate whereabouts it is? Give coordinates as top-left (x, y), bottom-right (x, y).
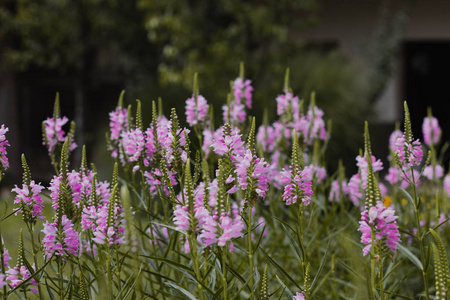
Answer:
top-left (233, 77), bottom-right (253, 109)
top-left (6, 264), bottom-right (38, 293)
top-left (395, 135), bottom-right (423, 168)
top-left (43, 117), bottom-right (77, 153)
top-left (217, 216), bottom-right (244, 246)
top-left (200, 214), bottom-right (244, 248)
top-left (356, 155), bottom-right (383, 189)
top-left (222, 103), bottom-right (246, 124)
top-left (280, 167), bottom-right (313, 206)
top-left (276, 92), bottom-right (299, 117)
top-left (11, 180), bottom-right (46, 222)
top-left (422, 116), bottom-right (441, 146)
top-left (211, 126), bottom-right (245, 160)
top-left (257, 124), bottom-right (276, 153)
top-left (0, 124), bottom-right (9, 172)
top-left (109, 107), bottom-right (128, 140)
top-left (121, 128), bottom-right (145, 163)
top-left (42, 215), bottom-right (80, 259)
top-left (186, 95), bottom-right (209, 126)
top-left (329, 180), bottom-right (348, 201)
top-left (444, 175), bottom-right (450, 197)
top-left (347, 174), bottom-right (363, 206)
top-left (389, 130), bottom-right (403, 153)
top-left (293, 293), bottom-right (305, 300)
top-left (0, 273), bottom-right (6, 288)
top-left (235, 150), bottom-right (270, 198)
top-left (358, 201), bottom-right (401, 256)
top-left (423, 165), bottom-right (444, 180)
top-left (173, 205), bottom-right (190, 232)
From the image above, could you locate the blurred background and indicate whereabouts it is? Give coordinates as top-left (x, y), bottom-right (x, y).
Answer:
top-left (0, 0), bottom-right (448, 186)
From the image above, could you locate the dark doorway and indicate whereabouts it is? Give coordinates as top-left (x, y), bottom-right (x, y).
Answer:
top-left (404, 41), bottom-right (450, 165)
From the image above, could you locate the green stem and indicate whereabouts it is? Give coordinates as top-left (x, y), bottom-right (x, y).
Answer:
top-left (248, 206), bottom-right (254, 300)
top-left (188, 233), bottom-right (205, 300)
top-left (410, 168), bottom-right (430, 300)
top-left (29, 229), bottom-right (44, 300)
top-left (58, 259), bottom-right (64, 300)
top-left (370, 229), bottom-right (376, 299)
top-left (378, 260), bottom-right (384, 300)
top-left (222, 245), bottom-right (228, 300)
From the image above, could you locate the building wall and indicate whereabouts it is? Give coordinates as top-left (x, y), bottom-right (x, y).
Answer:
top-left (299, 0), bottom-right (450, 123)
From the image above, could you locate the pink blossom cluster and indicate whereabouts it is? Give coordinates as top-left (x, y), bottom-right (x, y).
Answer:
top-left (280, 167), bottom-right (313, 206)
top-left (108, 110), bottom-right (190, 174)
top-left (221, 77), bottom-right (253, 124)
top-left (42, 215), bottom-right (79, 259)
top-left (394, 135), bottom-right (423, 168)
top-left (210, 126), bottom-right (245, 160)
top-left (422, 116), bottom-right (441, 146)
top-left (358, 201), bottom-right (401, 256)
top-left (356, 154), bottom-right (383, 189)
top-left (234, 149), bottom-right (270, 198)
top-left (0, 125), bottom-right (9, 173)
top-left (11, 180), bottom-right (46, 222)
top-left (109, 107), bottom-right (128, 141)
top-left (6, 264), bottom-right (38, 293)
top-left (185, 95), bottom-right (208, 126)
top-left (173, 180), bottom-right (245, 252)
top-left (48, 170), bottom-right (110, 211)
top-left (293, 293), bottom-right (305, 300)
top-left (43, 116), bottom-right (77, 153)
top-left (423, 164), bottom-right (444, 181)
top-left (329, 180), bottom-right (349, 201)
top-left (276, 91), bottom-right (300, 117)
top-left (233, 77), bottom-right (253, 109)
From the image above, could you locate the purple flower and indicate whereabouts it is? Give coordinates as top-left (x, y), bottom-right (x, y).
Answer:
top-left (276, 91), bottom-right (299, 117)
top-left (109, 107), bottom-right (128, 141)
top-left (233, 77), bottom-right (253, 109)
top-left (43, 117), bottom-right (77, 153)
top-left (356, 154), bottom-right (383, 189)
top-left (200, 214), bottom-right (244, 248)
top-left (389, 130), bottom-right (403, 154)
top-left (422, 116), bottom-right (441, 146)
top-left (6, 264), bottom-right (38, 293)
top-left (211, 126), bottom-right (245, 160)
top-left (235, 150), bottom-right (270, 198)
top-left (0, 125), bottom-right (9, 173)
top-left (42, 215), bottom-right (80, 259)
top-left (11, 180), bottom-right (45, 222)
top-left (89, 205), bottom-right (125, 247)
top-left (358, 201), bottom-right (401, 256)
top-left (256, 124), bottom-right (276, 153)
top-left (222, 103), bottom-right (246, 124)
top-left (293, 293), bottom-right (305, 300)
top-left (423, 165), bottom-right (444, 180)
top-left (185, 95), bottom-right (209, 126)
top-left (329, 180), bottom-right (349, 201)
top-left (121, 128), bottom-right (145, 163)
top-left (347, 174), bottom-right (363, 206)
top-left (444, 175), bottom-right (450, 197)
top-left (395, 135), bottom-right (423, 168)
top-left (280, 167), bottom-right (313, 206)
top-left (0, 273), bottom-right (6, 289)
top-left (173, 205), bottom-right (190, 232)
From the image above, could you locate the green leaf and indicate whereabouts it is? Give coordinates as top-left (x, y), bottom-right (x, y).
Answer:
top-left (398, 244), bottom-right (423, 271)
top-left (280, 223), bottom-right (304, 264)
top-left (310, 241), bottom-right (329, 292)
top-left (275, 275), bottom-right (294, 299)
top-left (165, 282), bottom-right (198, 300)
top-left (399, 187), bottom-right (415, 209)
top-left (260, 247), bottom-right (303, 291)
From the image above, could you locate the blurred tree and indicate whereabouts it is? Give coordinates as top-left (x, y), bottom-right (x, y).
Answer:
top-left (0, 0), bottom-right (158, 159)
